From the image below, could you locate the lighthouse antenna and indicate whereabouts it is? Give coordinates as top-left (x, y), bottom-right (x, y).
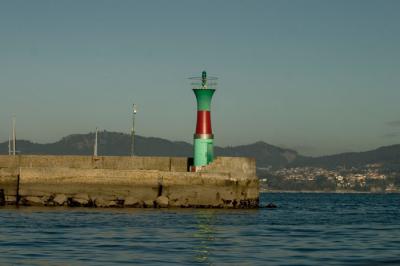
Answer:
top-left (201, 70), bottom-right (207, 88)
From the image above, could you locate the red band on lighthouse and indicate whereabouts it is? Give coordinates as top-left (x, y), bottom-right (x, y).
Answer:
top-left (195, 111), bottom-right (212, 135)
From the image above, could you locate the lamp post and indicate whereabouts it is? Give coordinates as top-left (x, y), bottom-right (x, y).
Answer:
top-left (131, 104), bottom-right (137, 156)
top-left (8, 134), bottom-right (11, 156)
top-left (12, 116), bottom-right (16, 156)
top-left (94, 127), bottom-right (98, 157)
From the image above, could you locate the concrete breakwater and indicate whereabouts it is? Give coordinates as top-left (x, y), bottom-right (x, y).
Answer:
top-left (0, 155), bottom-right (259, 208)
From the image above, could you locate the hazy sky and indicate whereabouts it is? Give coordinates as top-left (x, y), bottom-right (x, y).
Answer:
top-left (1, 0), bottom-right (399, 156)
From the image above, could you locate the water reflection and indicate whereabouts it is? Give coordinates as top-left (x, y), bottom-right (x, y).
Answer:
top-left (193, 210), bottom-right (216, 264)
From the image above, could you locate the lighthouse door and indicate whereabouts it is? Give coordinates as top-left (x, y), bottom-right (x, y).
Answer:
top-left (206, 143), bottom-right (213, 164)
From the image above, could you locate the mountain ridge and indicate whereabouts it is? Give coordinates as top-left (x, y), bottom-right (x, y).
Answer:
top-left (1, 131), bottom-right (399, 169)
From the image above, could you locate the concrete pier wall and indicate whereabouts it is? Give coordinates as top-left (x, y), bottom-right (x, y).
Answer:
top-left (0, 155), bottom-right (188, 172)
top-left (0, 155), bottom-right (259, 208)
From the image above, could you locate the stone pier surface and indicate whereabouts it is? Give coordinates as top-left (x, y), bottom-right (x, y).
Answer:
top-left (0, 155), bottom-right (259, 208)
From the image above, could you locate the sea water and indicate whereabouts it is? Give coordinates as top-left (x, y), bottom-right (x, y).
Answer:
top-left (0, 193), bottom-right (399, 265)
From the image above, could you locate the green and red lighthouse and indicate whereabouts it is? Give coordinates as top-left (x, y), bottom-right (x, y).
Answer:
top-left (191, 71), bottom-right (217, 169)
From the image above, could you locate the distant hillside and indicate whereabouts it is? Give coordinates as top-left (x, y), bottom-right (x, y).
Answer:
top-left (1, 131), bottom-right (400, 169)
top-left (215, 141), bottom-right (302, 169)
top-left (291, 144), bottom-right (400, 169)
top-left (0, 131), bottom-right (192, 157)
top-left (0, 131), bottom-right (299, 169)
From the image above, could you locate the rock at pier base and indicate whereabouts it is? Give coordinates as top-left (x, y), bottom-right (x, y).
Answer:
top-left (53, 194), bottom-right (67, 206)
top-left (21, 196), bottom-right (43, 206)
top-left (95, 198), bottom-right (118, 208)
top-left (143, 200), bottom-right (155, 208)
top-left (69, 193), bottom-right (91, 207)
top-left (155, 196), bottom-right (169, 208)
top-left (265, 203), bottom-right (277, 209)
top-left (124, 197), bottom-right (142, 208)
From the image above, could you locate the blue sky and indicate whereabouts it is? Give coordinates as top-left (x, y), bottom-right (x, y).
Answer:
top-left (0, 0), bottom-right (399, 156)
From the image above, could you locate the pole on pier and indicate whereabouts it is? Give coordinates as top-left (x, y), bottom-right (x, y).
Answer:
top-left (12, 116), bottom-right (16, 156)
top-left (8, 134), bottom-right (11, 156)
top-left (94, 127), bottom-right (98, 157)
top-left (131, 104), bottom-right (137, 156)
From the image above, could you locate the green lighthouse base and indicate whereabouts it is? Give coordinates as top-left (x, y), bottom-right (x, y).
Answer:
top-left (194, 138), bottom-right (214, 167)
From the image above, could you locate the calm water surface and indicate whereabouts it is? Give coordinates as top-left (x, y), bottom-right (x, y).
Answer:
top-left (0, 193), bottom-right (399, 265)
